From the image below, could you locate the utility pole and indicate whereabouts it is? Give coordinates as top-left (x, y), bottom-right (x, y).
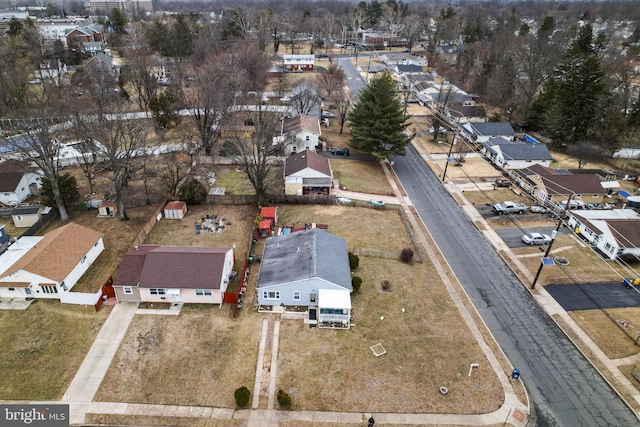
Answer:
top-left (531, 195), bottom-right (574, 289)
top-left (441, 136), bottom-right (457, 182)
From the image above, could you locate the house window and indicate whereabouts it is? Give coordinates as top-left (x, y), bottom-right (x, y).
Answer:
top-left (293, 291), bottom-right (301, 301)
top-left (41, 285), bottom-right (57, 294)
top-left (8, 288), bottom-right (15, 291)
top-left (123, 287), bottom-right (133, 295)
top-left (149, 288), bottom-right (166, 295)
top-left (94, 241), bottom-right (99, 246)
top-left (305, 136), bottom-right (310, 141)
top-left (81, 255), bottom-right (87, 263)
top-left (592, 194), bottom-right (598, 198)
top-left (263, 291), bottom-right (280, 300)
top-left (16, 215), bottom-right (23, 220)
top-left (196, 289), bottom-right (212, 296)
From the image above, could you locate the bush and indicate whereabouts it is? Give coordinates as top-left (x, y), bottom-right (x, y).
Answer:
top-left (234, 386), bottom-right (251, 407)
top-left (400, 247), bottom-right (414, 263)
top-left (277, 389), bottom-right (291, 407)
top-left (352, 276), bottom-right (362, 292)
top-left (180, 179), bottom-right (207, 204)
top-left (348, 252), bottom-right (360, 270)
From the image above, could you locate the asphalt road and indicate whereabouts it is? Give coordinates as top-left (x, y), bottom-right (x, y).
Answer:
top-left (391, 144), bottom-right (637, 426)
top-left (337, 58), bottom-right (367, 98)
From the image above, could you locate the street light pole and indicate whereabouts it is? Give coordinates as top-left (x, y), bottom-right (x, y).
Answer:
top-left (531, 195), bottom-right (574, 289)
top-left (441, 136), bottom-right (457, 182)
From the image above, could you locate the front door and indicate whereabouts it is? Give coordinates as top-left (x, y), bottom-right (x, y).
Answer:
top-left (309, 292), bottom-right (317, 307)
top-left (25, 288), bottom-right (32, 295)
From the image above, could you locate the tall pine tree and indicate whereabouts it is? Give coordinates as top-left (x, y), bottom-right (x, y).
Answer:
top-left (348, 72), bottom-right (411, 159)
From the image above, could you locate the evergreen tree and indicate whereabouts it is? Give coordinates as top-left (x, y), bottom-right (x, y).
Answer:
top-left (41, 173), bottom-right (80, 210)
top-left (109, 8), bottom-right (128, 35)
top-left (348, 72), bottom-right (411, 159)
top-left (527, 24), bottom-right (607, 149)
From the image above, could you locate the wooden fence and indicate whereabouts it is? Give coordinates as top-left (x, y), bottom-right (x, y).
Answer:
top-left (132, 198), bottom-right (167, 248)
top-left (206, 193), bottom-right (337, 206)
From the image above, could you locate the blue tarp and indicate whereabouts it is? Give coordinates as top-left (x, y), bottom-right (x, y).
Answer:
top-left (618, 190), bottom-right (631, 198)
top-left (524, 134), bottom-right (539, 144)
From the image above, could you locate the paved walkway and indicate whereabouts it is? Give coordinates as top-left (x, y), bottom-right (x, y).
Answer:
top-left (62, 301), bottom-right (139, 425)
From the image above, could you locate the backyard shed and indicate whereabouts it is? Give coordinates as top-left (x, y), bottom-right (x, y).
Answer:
top-left (259, 219), bottom-right (273, 237)
top-left (97, 201), bottom-right (117, 218)
top-left (164, 201), bottom-right (187, 219)
top-left (260, 206), bottom-right (278, 224)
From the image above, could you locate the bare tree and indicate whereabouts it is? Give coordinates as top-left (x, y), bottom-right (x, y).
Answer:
top-left (319, 12), bottom-right (339, 54)
top-left (182, 54), bottom-right (243, 157)
top-left (230, 106), bottom-right (282, 205)
top-left (255, 8), bottom-right (275, 52)
top-left (290, 79), bottom-right (321, 116)
top-left (122, 53), bottom-right (158, 111)
top-left (75, 102), bottom-right (149, 220)
top-left (402, 14), bottom-right (424, 53)
top-left (379, 4), bottom-right (404, 49)
top-left (346, 8), bottom-right (366, 45)
top-left (334, 85), bottom-right (353, 134)
top-left (315, 64), bottom-right (345, 99)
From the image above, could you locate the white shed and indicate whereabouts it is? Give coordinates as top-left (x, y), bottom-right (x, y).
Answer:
top-left (164, 201), bottom-right (187, 219)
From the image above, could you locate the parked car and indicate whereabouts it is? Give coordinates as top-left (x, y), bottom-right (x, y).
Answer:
top-left (322, 110), bottom-right (336, 118)
top-left (522, 232), bottom-right (552, 245)
top-left (331, 147), bottom-right (349, 156)
top-left (494, 179), bottom-right (511, 188)
top-left (493, 201), bottom-right (527, 215)
top-left (530, 205), bottom-right (550, 214)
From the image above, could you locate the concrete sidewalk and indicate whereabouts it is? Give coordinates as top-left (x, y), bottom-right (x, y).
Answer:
top-left (62, 301), bottom-right (139, 424)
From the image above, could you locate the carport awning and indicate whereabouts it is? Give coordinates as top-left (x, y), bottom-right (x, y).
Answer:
top-left (318, 289), bottom-right (351, 309)
top-left (600, 181), bottom-right (620, 189)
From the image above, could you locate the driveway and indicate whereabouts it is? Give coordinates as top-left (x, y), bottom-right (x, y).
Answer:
top-left (546, 282), bottom-right (640, 311)
top-left (495, 226), bottom-right (571, 249)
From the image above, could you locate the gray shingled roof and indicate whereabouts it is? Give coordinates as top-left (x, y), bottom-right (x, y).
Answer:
top-left (258, 228), bottom-right (351, 291)
top-left (468, 122), bottom-right (514, 137)
top-left (486, 140), bottom-right (552, 161)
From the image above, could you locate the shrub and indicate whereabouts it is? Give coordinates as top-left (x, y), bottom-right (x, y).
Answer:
top-left (277, 389), bottom-right (291, 407)
top-left (180, 179), bottom-right (207, 204)
top-left (381, 280), bottom-right (391, 292)
top-left (400, 247), bottom-right (414, 263)
top-left (348, 252), bottom-right (360, 270)
top-left (352, 276), bottom-right (362, 292)
top-left (234, 386), bottom-right (251, 407)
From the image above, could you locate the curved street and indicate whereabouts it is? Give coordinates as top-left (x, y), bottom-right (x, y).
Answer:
top-left (390, 144), bottom-right (638, 426)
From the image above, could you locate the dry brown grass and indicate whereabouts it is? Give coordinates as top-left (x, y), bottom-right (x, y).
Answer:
top-left (461, 188), bottom-right (530, 206)
top-left (274, 205), bottom-right (412, 255)
top-left (0, 300), bottom-right (110, 400)
top-left (143, 204), bottom-right (257, 259)
top-left (0, 217), bottom-right (22, 239)
top-left (331, 159), bottom-right (394, 195)
top-left (94, 304), bottom-right (262, 407)
top-left (85, 414), bottom-right (243, 426)
top-left (277, 257), bottom-right (504, 414)
top-left (569, 309), bottom-right (640, 359)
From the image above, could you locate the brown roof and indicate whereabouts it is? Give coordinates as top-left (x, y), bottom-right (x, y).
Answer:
top-left (113, 246), bottom-right (232, 289)
top-left (540, 174), bottom-right (605, 196)
top-left (112, 245), bottom-right (160, 286)
top-left (0, 160), bottom-right (31, 192)
top-left (607, 219), bottom-right (640, 248)
top-left (0, 222), bottom-right (103, 282)
top-left (519, 164), bottom-right (605, 195)
top-left (285, 149), bottom-right (332, 177)
top-left (165, 200), bottom-right (186, 210)
top-left (282, 115), bottom-right (321, 136)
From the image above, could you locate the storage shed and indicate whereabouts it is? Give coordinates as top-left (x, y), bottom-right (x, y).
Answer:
top-left (97, 201), bottom-right (117, 218)
top-left (260, 206), bottom-right (278, 224)
top-left (259, 219), bottom-right (273, 237)
top-left (164, 201), bottom-right (187, 219)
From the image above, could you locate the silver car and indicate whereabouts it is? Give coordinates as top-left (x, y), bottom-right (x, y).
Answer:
top-left (522, 232), bottom-right (552, 245)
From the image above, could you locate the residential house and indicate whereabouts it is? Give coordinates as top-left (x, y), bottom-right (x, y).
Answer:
top-left (83, 41), bottom-right (105, 55)
top-left (462, 122), bottom-right (514, 144)
top-left (481, 137), bottom-right (552, 170)
top-left (85, 52), bottom-right (116, 77)
top-left (273, 115), bottom-right (322, 155)
top-left (257, 228), bottom-right (352, 328)
top-left (613, 146), bottom-right (640, 160)
top-left (395, 64), bottom-right (423, 76)
top-left (447, 105), bottom-right (487, 124)
top-left (112, 245), bottom-right (234, 305)
top-left (290, 78), bottom-right (322, 117)
top-left (512, 164), bottom-right (609, 207)
top-left (379, 53), bottom-right (427, 67)
top-left (0, 222), bottom-right (104, 299)
top-left (284, 149), bottom-right (333, 195)
top-left (283, 54), bottom-right (315, 72)
top-left (567, 209), bottom-right (640, 260)
top-left (418, 84), bottom-right (477, 109)
top-left (35, 60), bottom-right (68, 85)
top-left (0, 160), bottom-right (41, 206)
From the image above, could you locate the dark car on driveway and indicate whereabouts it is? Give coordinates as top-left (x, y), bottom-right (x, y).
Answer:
top-left (331, 147), bottom-right (349, 156)
top-left (494, 179), bottom-right (512, 188)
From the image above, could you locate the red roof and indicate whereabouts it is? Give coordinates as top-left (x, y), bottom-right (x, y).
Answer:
top-left (259, 219), bottom-right (273, 230)
top-left (165, 201), bottom-right (186, 210)
top-left (261, 207), bottom-right (277, 220)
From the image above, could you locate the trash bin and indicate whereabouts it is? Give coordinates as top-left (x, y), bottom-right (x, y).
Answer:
top-left (624, 279), bottom-right (632, 288)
